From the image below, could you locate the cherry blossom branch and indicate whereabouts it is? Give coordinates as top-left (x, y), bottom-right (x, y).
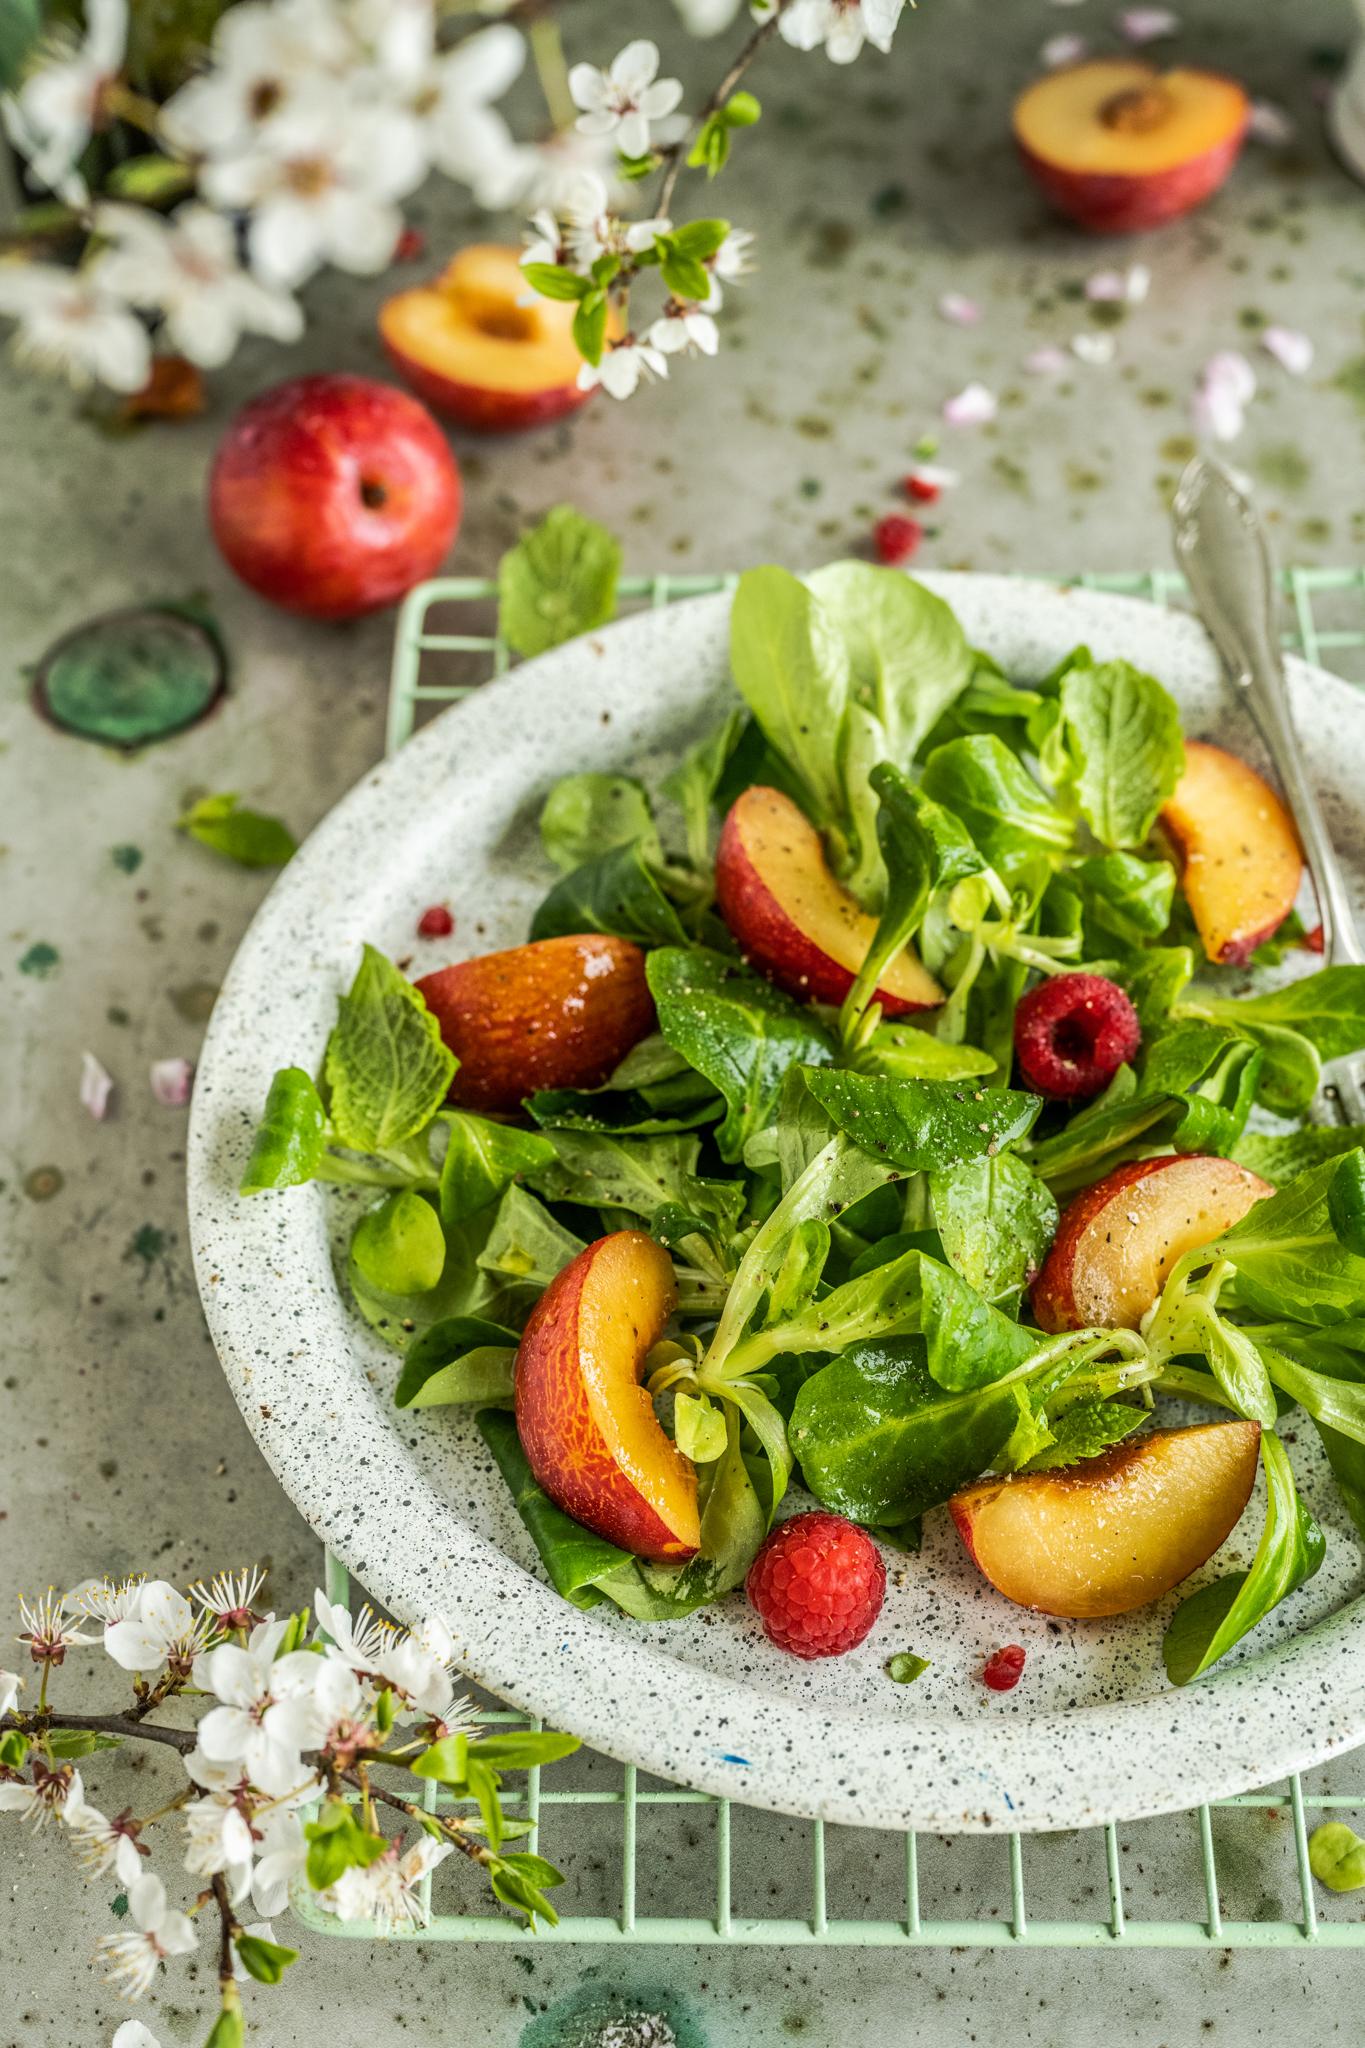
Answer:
top-left (657, 0), bottom-right (792, 219)
top-left (8, 1707), bottom-right (197, 1754)
top-left (341, 1769), bottom-right (494, 1870)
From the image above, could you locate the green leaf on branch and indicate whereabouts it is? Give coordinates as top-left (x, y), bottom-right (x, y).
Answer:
top-left (178, 793), bottom-right (297, 868)
top-left (0, 1730), bottom-right (29, 1768)
top-left (325, 945), bottom-right (455, 1155)
top-left (105, 155), bottom-right (196, 204)
top-left (45, 1728), bottom-right (123, 1759)
top-left (571, 292), bottom-right (609, 366)
top-left (472, 1730), bottom-right (581, 1770)
top-left (498, 504), bottom-right (621, 656)
top-left (304, 1802), bottom-right (389, 1889)
top-left (519, 262), bottom-right (589, 301)
top-left (234, 1932), bottom-right (299, 1984)
top-left (240, 1066), bottom-right (327, 1194)
top-left (205, 2009), bottom-right (245, 2048)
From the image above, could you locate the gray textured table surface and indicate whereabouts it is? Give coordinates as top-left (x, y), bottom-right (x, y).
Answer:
top-left (5, 0), bottom-right (1365, 2041)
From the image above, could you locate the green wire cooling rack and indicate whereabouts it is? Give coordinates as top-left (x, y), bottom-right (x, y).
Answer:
top-left (295, 564), bottom-right (1365, 1951)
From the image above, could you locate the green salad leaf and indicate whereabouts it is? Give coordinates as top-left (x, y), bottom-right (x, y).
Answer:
top-left (918, 734), bottom-right (1073, 873)
top-left (352, 1190), bottom-right (446, 1295)
top-left (539, 773), bottom-right (659, 874)
top-left (178, 792), bottom-right (297, 868)
top-left (240, 1067), bottom-right (326, 1193)
top-left (728, 565), bottom-right (849, 829)
top-left (805, 561), bottom-right (973, 766)
top-left (1054, 656), bottom-right (1184, 849)
top-left (529, 840), bottom-right (689, 947)
top-left (803, 1069), bottom-right (1041, 1173)
top-left (497, 505), bottom-right (621, 656)
top-left (1019, 1399), bottom-right (1145, 1471)
top-left (325, 945), bottom-right (455, 1155)
top-left (439, 1112), bottom-right (556, 1228)
top-left (929, 1150), bottom-right (1058, 1312)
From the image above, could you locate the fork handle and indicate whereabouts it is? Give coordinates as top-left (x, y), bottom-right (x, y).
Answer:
top-left (1172, 457), bottom-right (1365, 969)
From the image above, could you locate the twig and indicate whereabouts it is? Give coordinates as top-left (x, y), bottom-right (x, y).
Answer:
top-left (657, 0), bottom-right (792, 219)
top-left (344, 1770), bottom-right (494, 1871)
top-left (7, 1708), bottom-right (198, 1756)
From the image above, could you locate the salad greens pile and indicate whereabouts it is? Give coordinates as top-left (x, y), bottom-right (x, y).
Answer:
top-left (242, 550), bottom-right (1365, 1685)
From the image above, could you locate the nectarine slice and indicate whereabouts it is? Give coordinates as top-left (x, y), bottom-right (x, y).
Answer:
top-left (380, 245), bottom-right (603, 434)
top-left (715, 786), bottom-right (942, 1015)
top-left (950, 1420), bottom-right (1260, 1618)
top-left (1159, 740), bottom-right (1303, 966)
top-left (1032, 1153), bottom-right (1272, 1334)
top-left (514, 1231), bottom-right (700, 1562)
top-left (414, 934), bottom-right (653, 1115)
top-left (1014, 59), bottom-right (1249, 233)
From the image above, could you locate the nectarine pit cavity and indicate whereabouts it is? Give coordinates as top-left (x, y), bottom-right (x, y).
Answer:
top-left (1101, 83), bottom-right (1173, 134)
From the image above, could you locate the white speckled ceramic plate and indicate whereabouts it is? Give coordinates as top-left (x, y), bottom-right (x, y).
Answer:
top-left (188, 574), bottom-right (1365, 1833)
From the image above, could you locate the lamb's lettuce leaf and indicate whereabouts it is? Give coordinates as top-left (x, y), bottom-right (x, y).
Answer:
top-left (728, 565), bottom-right (850, 828)
top-left (529, 840), bottom-right (689, 946)
top-left (1053, 656), bottom-right (1184, 849)
top-left (497, 504), bottom-right (620, 656)
top-left (439, 1113), bottom-right (556, 1228)
top-left (918, 735), bottom-right (1073, 874)
top-left (539, 773), bottom-right (659, 874)
top-left (241, 1067), bottom-right (326, 1193)
top-left (929, 1149), bottom-right (1058, 1312)
top-left (804, 560), bottom-right (973, 767)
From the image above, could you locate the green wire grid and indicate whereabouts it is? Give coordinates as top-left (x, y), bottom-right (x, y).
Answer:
top-left (297, 563), bottom-right (1365, 1950)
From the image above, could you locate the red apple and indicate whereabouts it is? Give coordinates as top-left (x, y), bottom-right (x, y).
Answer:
top-left (414, 934), bottom-right (654, 1114)
top-left (380, 245), bottom-right (608, 435)
top-left (950, 1421), bottom-right (1261, 1618)
top-left (514, 1231), bottom-right (700, 1562)
top-left (1159, 740), bottom-right (1303, 966)
top-left (208, 374), bottom-right (460, 620)
top-left (1032, 1153), bottom-right (1273, 1334)
top-left (715, 786), bottom-right (942, 1015)
top-left (1014, 59), bottom-right (1249, 233)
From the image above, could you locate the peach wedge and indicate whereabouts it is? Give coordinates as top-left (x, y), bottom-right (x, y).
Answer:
top-left (414, 934), bottom-right (654, 1115)
top-left (950, 1421), bottom-right (1261, 1618)
top-left (514, 1231), bottom-right (700, 1562)
top-left (1032, 1154), bottom-right (1272, 1335)
top-left (715, 785), bottom-right (942, 1015)
top-left (1160, 740), bottom-right (1303, 966)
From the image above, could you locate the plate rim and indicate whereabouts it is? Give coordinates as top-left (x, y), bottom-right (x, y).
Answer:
top-left (187, 572), bottom-right (1365, 1833)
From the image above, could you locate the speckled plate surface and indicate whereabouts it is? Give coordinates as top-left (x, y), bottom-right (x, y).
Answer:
top-left (188, 574), bottom-right (1365, 1834)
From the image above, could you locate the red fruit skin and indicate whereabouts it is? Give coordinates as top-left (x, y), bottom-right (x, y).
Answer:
top-left (1014, 971), bottom-right (1140, 1100)
top-left (745, 1511), bottom-right (886, 1660)
top-left (1016, 126), bottom-right (1246, 232)
top-left (714, 799), bottom-right (934, 1019)
top-left (209, 374), bottom-right (461, 620)
top-left (905, 476), bottom-right (940, 504)
top-left (417, 905), bottom-right (454, 938)
top-left (982, 1644), bottom-right (1027, 1692)
top-left (875, 514), bottom-right (923, 566)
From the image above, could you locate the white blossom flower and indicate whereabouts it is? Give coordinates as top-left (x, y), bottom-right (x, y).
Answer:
top-left (159, 0), bottom-right (351, 161)
top-left (0, 1762), bottom-right (82, 1828)
top-left (251, 1807), bottom-right (309, 1916)
top-left (649, 304), bottom-right (720, 357)
top-left (97, 1873), bottom-right (196, 2000)
top-left (521, 207), bottom-right (569, 269)
top-left (69, 1577), bottom-right (146, 1627)
top-left (773, 0), bottom-right (906, 65)
top-left (1193, 349), bottom-right (1256, 441)
top-left (2, 0), bottom-right (126, 201)
top-left (569, 40), bottom-right (683, 161)
top-left (0, 1669), bottom-right (21, 1718)
top-left (149, 1058), bottom-right (194, 1108)
top-left (577, 337), bottom-right (669, 401)
top-left (90, 205), bottom-right (303, 371)
top-left (182, 1791), bottom-right (256, 1895)
top-left (0, 264), bottom-right (151, 394)
top-left (191, 1565), bottom-right (268, 1633)
top-left (322, 1835), bottom-right (452, 1932)
top-left (17, 1590), bottom-right (98, 1667)
top-left (511, 127), bottom-right (624, 215)
top-left (554, 171), bottom-right (669, 272)
top-left (105, 1581), bottom-right (213, 1678)
top-left (80, 1051), bottom-right (114, 1121)
top-left (671, 0), bottom-right (745, 33)
top-left (63, 1794), bottom-right (145, 1884)
top-left (942, 381), bottom-right (997, 425)
top-left (195, 1619), bottom-right (329, 1793)
top-left (200, 89), bottom-right (427, 290)
top-left (313, 1589), bottom-right (396, 1675)
top-left (701, 226), bottom-right (754, 311)
top-left (1261, 325), bottom-right (1313, 375)
top-left (409, 25), bottom-right (529, 209)
top-left (113, 2023), bottom-right (161, 2048)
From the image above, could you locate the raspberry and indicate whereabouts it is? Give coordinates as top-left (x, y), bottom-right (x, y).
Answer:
top-left (1304, 923), bottom-right (1325, 954)
top-left (745, 1511), bottom-right (885, 1659)
top-left (874, 514), bottom-right (923, 567)
top-left (417, 904), bottom-right (454, 938)
top-left (1014, 971), bottom-right (1140, 1100)
top-left (982, 1644), bottom-right (1026, 1692)
top-left (905, 473), bottom-right (941, 504)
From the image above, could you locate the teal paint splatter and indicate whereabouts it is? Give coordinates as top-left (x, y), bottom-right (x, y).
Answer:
top-left (519, 1984), bottom-right (707, 2048)
top-left (19, 942), bottom-right (59, 977)
top-left (127, 1225), bottom-right (167, 1264)
top-left (111, 844), bottom-right (144, 873)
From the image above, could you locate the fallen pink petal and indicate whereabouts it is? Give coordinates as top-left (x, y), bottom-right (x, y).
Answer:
top-left (1248, 99), bottom-right (1296, 145)
top-left (938, 293), bottom-right (981, 327)
top-left (1071, 332), bottom-right (1117, 365)
top-left (1260, 326), bottom-right (1313, 376)
top-left (1118, 7), bottom-right (1180, 42)
top-left (150, 1058), bottom-right (195, 1107)
top-left (1023, 346), bottom-right (1069, 374)
top-left (1085, 271), bottom-right (1127, 302)
top-left (1192, 350), bottom-right (1257, 441)
top-left (1042, 33), bottom-right (1088, 67)
top-left (942, 382), bottom-right (997, 425)
top-left (80, 1051), bottom-right (114, 1121)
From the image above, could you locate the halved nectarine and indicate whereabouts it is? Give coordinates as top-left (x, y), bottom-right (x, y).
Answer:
top-left (414, 934), bottom-right (654, 1114)
top-left (1032, 1153), bottom-right (1272, 1334)
top-left (714, 786), bottom-right (942, 1015)
top-left (950, 1420), bottom-right (1260, 1618)
top-left (514, 1231), bottom-right (699, 1562)
top-left (380, 245), bottom-right (605, 434)
top-left (1014, 59), bottom-right (1249, 233)
top-left (1159, 740), bottom-right (1303, 967)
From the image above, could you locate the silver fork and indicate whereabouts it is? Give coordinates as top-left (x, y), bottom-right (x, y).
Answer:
top-left (1172, 455), bottom-right (1365, 1127)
